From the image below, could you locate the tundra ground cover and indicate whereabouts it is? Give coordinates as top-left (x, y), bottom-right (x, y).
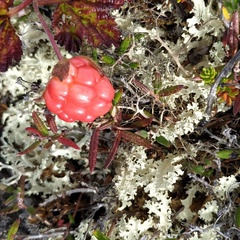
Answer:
top-left (0, 0), bottom-right (240, 239)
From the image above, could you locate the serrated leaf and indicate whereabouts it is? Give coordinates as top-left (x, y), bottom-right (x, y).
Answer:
top-left (156, 135), bottom-right (171, 148)
top-left (93, 230), bottom-right (110, 240)
top-left (17, 140), bottom-right (41, 156)
top-left (58, 136), bottom-right (80, 150)
top-left (32, 112), bottom-right (49, 137)
top-left (158, 85), bottom-right (185, 97)
top-left (118, 35), bottom-right (131, 56)
top-left (0, 14), bottom-right (22, 72)
top-left (53, 1), bottom-right (124, 52)
top-left (7, 219), bottom-right (20, 240)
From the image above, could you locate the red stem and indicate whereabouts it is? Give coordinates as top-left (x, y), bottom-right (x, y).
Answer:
top-left (8, 0), bottom-right (71, 17)
top-left (32, 0), bottom-right (63, 61)
top-left (7, 0), bottom-right (33, 17)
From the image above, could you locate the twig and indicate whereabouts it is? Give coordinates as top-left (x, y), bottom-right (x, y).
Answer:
top-left (156, 36), bottom-right (190, 77)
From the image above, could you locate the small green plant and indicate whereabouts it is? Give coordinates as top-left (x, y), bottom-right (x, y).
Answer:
top-left (101, 34), bottom-right (140, 69)
top-left (191, 159), bottom-right (214, 178)
top-left (200, 66), bottom-right (239, 106)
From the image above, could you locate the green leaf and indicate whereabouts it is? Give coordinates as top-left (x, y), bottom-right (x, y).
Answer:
top-left (113, 88), bottom-right (123, 105)
top-left (32, 112), bottom-right (49, 137)
top-left (7, 219), bottom-right (20, 240)
top-left (5, 193), bottom-right (17, 206)
top-left (93, 230), bottom-right (110, 240)
top-left (156, 136), bottom-right (171, 148)
top-left (68, 213), bottom-right (75, 224)
top-left (92, 48), bottom-right (98, 62)
top-left (216, 149), bottom-right (240, 159)
top-left (27, 206), bottom-right (36, 215)
top-left (135, 130), bottom-right (148, 139)
top-left (118, 35), bottom-right (131, 56)
top-left (102, 55), bottom-right (116, 65)
top-left (224, 0), bottom-right (240, 14)
top-left (129, 62), bottom-right (139, 69)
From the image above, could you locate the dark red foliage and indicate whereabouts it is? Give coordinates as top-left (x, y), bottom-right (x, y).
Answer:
top-left (52, 0), bottom-right (124, 52)
top-left (1, 0), bottom-right (128, 72)
top-left (0, 0), bottom-right (22, 72)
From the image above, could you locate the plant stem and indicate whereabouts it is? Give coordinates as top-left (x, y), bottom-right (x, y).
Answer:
top-left (8, 0), bottom-right (70, 17)
top-left (38, 0), bottom-right (71, 5)
top-left (32, 0), bottom-right (63, 61)
top-left (7, 0), bottom-right (33, 17)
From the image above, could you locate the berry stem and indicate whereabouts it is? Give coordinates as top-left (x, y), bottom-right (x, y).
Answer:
top-left (7, 0), bottom-right (33, 17)
top-left (32, 0), bottom-right (63, 61)
top-left (8, 0), bottom-right (70, 17)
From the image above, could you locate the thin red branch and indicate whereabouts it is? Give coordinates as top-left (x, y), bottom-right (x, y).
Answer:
top-left (32, 0), bottom-right (63, 61)
top-left (37, 0), bottom-right (71, 5)
top-left (7, 0), bottom-right (33, 17)
top-left (8, 0), bottom-right (71, 17)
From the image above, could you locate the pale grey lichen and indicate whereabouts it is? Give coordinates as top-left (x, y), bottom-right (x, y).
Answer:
top-left (0, 0), bottom-right (238, 239)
